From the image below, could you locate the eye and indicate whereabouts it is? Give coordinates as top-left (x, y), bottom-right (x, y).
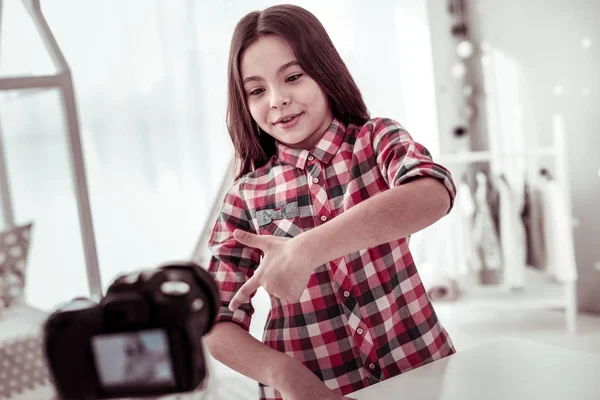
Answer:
top-left (286, 73), bottom-right (302, 83)
top-left (249, 88), bottom-right (264, 96)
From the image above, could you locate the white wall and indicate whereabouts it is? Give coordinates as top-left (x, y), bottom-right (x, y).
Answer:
top-left (426, 0), bottom-right (600, 313)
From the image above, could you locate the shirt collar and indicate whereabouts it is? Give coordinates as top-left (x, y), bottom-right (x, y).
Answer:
top-left (276, 118), bottom-right (347, 169)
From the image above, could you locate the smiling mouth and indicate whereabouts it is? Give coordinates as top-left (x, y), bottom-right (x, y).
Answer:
top-left (274, 113), bottom-right (302, 125)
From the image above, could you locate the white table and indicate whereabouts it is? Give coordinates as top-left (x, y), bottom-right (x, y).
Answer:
top-left (350, 336), bottom-right (600, 400)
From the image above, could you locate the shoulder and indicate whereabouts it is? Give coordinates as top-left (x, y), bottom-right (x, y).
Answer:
top-left (350, 117), bottom-right (407, 137)
top-left (366, 117), bottom-right (406, 130)
top-left (233, 155), bottom-right (280, 192)
top-left (350, 117), bottom-right (411, 148)
top-left (219, 178), bottom-right (248, 215)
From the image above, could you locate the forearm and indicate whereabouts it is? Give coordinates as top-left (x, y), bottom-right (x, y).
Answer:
top-left (298, 177), bottom-right (450, 268)
top-left (205, 321), bottom-right (313, 391)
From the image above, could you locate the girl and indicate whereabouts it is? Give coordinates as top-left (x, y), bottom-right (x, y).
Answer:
top-left (205, 4), bottom-right (456, 400)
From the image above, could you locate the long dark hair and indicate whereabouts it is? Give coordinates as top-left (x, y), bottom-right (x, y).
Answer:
top-left (226, 4), bottom-right (369, 179)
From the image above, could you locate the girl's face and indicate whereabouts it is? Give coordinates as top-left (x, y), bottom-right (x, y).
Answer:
top-left (240, 35), bottom-right (333, 150)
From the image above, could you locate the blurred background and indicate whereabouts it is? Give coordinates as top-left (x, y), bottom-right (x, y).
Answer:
top-left (0, 0), bottom-right (598, 398)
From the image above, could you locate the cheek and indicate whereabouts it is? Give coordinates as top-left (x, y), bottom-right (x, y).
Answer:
top-left (305, 84), bottom-right (328, 111)
top-left (248, 101), bottom-right (265, 123)
top-left (317, 87), bottom-right (330, 108)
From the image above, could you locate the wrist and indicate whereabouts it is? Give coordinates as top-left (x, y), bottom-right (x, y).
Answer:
top-left (271, 356), bottom-right (329, 396)
top-left (293, 230), bottom-right (328, 272)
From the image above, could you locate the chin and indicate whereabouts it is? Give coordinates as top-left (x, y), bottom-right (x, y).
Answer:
top-left (272, 130), bottom-right (305, 143)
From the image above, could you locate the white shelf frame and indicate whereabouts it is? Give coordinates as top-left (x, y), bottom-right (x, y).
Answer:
top-left (0, 0), bottom-right (102, 300)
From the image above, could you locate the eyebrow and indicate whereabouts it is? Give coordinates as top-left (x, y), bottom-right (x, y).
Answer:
top-left (242, 60), bottom-right (300, 85)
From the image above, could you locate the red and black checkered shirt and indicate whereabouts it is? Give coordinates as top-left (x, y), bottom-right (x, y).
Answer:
top-left (208, 117), bottom-right (456, 399)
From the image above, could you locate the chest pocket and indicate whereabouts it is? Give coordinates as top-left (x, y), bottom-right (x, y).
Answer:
top-left (256, 201), bottom-right (303, 238)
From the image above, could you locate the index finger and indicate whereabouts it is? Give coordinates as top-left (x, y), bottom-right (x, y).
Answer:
top-left (228, 275), bottom-right (261, 312)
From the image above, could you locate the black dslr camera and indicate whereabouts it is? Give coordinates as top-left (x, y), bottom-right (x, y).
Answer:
top-left (43, 261), bottom-right (220, 400)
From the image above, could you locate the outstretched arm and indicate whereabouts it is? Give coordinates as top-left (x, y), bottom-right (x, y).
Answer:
top-left (229, 176), bottom-right (450, 310)
top-left (298, 176), bottom-right (449, 266)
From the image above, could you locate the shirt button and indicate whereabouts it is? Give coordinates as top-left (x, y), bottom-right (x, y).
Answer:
top-left (320, 215), bottom-right (328, 222)
top-left (307, 155), bottom-right (314, 161)
top-left (343, 291), bottom-right (350, 298)
top-left (357, 327), bottom-right (364, 335)
top-left (312, 177), bottom-right (319, 184)
top-left (368, 363), bottom-right (376, 370)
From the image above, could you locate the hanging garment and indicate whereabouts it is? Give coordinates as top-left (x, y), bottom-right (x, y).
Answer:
top-left (409, 206), bottom-right (460, 286)
top-left (496, 175), bottom-right (527, 289)
top-left (538, 177), bottom-right (578, 282)
top-left (522, 180), bottom-right (546, 269)
top-left (456, 180), bottom-right (476, 274)
top-left (409, 179), bottom-right (474, 290)
top-left (471, 172), bottom-right (503, 280)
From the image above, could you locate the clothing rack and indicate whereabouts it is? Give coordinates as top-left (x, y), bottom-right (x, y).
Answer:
top-left (436, 114), bottom-right (577, 334)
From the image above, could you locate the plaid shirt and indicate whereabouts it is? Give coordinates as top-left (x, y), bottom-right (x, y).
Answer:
top-left (208, 117), bottom-right (456, 399)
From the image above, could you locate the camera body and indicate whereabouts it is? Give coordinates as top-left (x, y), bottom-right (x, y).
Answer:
top-left (43, 261), bottom-right (220, 400)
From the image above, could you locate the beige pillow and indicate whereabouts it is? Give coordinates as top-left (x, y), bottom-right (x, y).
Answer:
top-left (0, 222), bottom-right (33, 311)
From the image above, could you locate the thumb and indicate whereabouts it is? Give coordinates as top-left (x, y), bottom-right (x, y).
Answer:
top-left (234, 229), bottom-right (267, 251)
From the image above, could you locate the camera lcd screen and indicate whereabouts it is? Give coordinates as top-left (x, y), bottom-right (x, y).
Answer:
top-left (91, 329), bottom-right (175, 390)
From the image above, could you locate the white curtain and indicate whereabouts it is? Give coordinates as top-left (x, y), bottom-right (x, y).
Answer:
top-left (0, 0), bottom-right (440, 313)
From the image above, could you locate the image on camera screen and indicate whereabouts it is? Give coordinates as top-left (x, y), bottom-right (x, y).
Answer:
top-left (91, 329), bottom-right (175, 389)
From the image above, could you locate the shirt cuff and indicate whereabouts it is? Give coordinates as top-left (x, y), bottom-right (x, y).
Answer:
top-left (214, 305), bottom-right (252, 332)
top-left (394, 166), bottom-right (456, 214)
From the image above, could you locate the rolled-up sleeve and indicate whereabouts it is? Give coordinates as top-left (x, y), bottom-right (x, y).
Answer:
top-left (207, 181), bottom-right (261, 331)
top-left (370, 118), bottom-right (456, 213)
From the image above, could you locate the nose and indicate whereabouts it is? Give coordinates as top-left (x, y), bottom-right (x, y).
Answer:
top-left (269, 87), bottom-right (290, 109)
